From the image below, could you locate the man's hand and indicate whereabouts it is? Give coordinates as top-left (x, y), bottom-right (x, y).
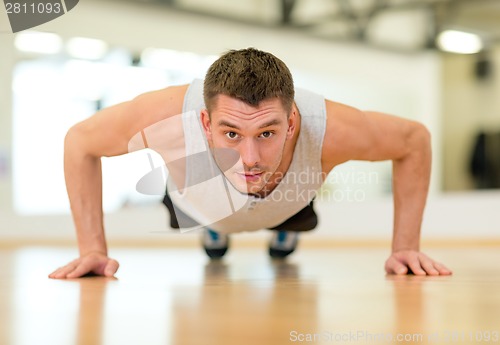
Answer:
top-left (385, 250), bottom-right (452, 276)
top-left (48, 252), bottom-right (119, 279)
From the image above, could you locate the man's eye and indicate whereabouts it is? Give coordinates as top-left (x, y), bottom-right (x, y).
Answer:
top-left (226, 132), bottom-right (238, 139)
top-left (260, 131), bottom-right (273, 138)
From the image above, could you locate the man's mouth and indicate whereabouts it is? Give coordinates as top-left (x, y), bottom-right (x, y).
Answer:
top-left (236, 171), bottom-right (264, 182)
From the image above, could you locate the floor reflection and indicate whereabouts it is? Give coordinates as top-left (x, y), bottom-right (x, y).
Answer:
top-left (0, 249), bottom-right (15, 345)
top-left (68, 258), bottom-right (318, 345)
top-left (76, 277), bottom-right (115, 345)
top-left (3, 247), bottom-right (500, 345)
top-left (386, 274), bottom-right (426, 338)
top-left (170, 259), bottom-right (319, 345)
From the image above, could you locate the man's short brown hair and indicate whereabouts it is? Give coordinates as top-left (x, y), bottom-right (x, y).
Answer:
top-left (203, 48), bottom-right (294, 115)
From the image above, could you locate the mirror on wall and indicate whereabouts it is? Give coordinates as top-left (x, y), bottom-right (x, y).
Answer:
top-left (441, 47), bottom-right (500, 192)
top-left (11, 36), bottom-right (217, 215)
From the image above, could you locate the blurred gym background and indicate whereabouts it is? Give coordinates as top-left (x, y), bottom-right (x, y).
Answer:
top-left (0, 0), bottom-right (499, 244)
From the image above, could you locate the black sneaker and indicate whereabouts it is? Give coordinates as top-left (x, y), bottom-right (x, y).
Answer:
top-left (269, 231), bottom-right (299, 258)
top-left (202, 229), bottom-right (229, 259)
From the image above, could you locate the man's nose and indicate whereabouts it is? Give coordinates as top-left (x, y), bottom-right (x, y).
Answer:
top-left (239, 139), bottom-right (260, 168)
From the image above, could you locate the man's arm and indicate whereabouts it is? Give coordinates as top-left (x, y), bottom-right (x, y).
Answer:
top-left (322, 100), bottom-right (451, 276)
top-left (49, 85), bottom-right (188, 279)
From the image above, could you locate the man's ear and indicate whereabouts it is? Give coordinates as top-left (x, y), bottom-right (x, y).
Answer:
top-left (201, 109), bottom-right (212, 140)
top-left (287, 109), bottom-right (297, 139)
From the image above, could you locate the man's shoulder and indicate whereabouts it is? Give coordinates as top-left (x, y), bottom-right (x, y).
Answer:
top-left (164, 83), bottom-right (191, 100)
top-left (128, 83), bottom-right (191, 127)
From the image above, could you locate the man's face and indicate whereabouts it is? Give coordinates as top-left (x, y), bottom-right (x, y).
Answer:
top-left (201, 94), bottom-right (296, 195)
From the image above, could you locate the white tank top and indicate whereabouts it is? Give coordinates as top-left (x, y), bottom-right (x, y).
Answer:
top-left (167, 79), bottom-right (327, 233)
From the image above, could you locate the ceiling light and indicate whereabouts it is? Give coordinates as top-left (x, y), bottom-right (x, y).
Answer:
top-left (436, 30), bottom-right (483, 54)
top-left (141, 48), bottom-right (201, 70)
top-left (14, 31), bottom-right (62, 54)
top-left (66, 37), bottom-right (109, 60)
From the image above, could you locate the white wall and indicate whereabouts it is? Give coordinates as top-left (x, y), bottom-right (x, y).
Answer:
top-left (1, 0), bottom-right (497, 242)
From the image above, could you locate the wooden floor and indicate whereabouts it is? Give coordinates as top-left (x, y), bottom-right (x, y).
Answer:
top-left (1, 245), bottom-right (500, 345)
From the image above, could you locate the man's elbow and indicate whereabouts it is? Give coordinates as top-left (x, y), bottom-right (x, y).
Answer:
top-left (65, 123), bottom-right (81, 145)
top-left (407, 122), bottom-right (431, 157)
top-left (64, 122), bottom-right (93, 157)
top-left (413, 122), bottom-right (431, 144)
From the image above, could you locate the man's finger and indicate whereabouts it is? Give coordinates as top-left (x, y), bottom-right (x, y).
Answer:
top-left (49, 267), bottom-right (64, 279)
top-left (104, 259), bottom-right (119, 277)
top-left (407, 257), bottom-right (426, 276)
top-left (433, 262), bottom-right (453, 275)
top-left (66, 262), bottom-right (92, 279)
top-left (385, 257), bottom-right (408, 275)
top-left (419, 256), bottom-right (440, 276)
top-left (51, 264), bottom-right (79, 279)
